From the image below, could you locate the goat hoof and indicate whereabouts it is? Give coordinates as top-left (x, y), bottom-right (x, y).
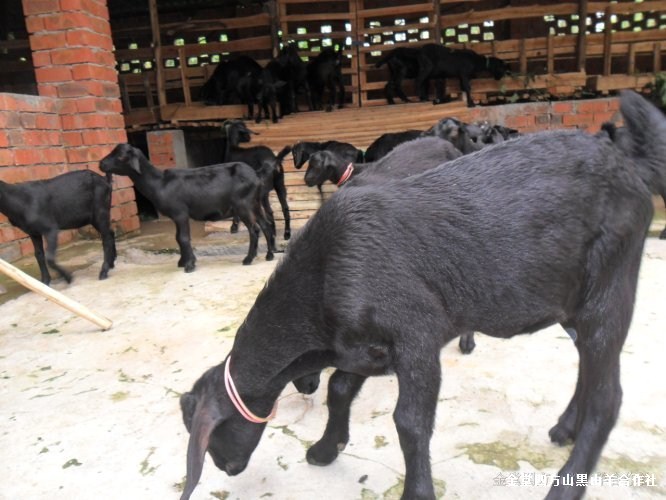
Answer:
top-left (306, 440), bottom-right (343, 466)
top-left (230, 224), bottom-right (239, 234)
top-left (548, 422), bottom-right (575, 446)
top-left (242, 257), bottom-right (253, 266)
top-left (660, 229), bottom-right (666, 240)
top-left (266, 252), bottom-right (274, 261)
top-left (284, 230), bottom-right (291, 240)
top-left (63, 273), bottom-right (73, 284)
top-left (98, 271), bottom-right (109, 281)
top-left (458, 336), bottom-right (476, 354)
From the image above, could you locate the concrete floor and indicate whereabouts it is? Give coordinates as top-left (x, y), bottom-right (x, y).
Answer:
top-left (0, 219), bottom-right (665, 500)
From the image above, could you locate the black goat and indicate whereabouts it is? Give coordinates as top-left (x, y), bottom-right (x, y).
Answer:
top-left (180, 91), bottom-right (664, 500)
top-left (222, 120), bottom-right (292, 241)
top-left (274, 43), bottom-right (312, 115)
top-left (303, 137), bottom-right (474, 355)
top-left (0, 170), bottom-right (116, 285)
top-left (200, 55), bottom-right (262, 120)
top-left (423, 117), bottom-right (483, 154)
top-left (416, 44), bottom-right (508, 107)
top-left (364, 129), bottom-right (423, 162)
top-left (292, 140), bottom-right (363, 170)
top-left (374, 46), bottom-right (421, 105)
top-left (100, 144), bottom-right (273, 269)
top-left (307, 46), bottom-right (345, 112)
top-left (241, 63), bottom-right (286, 124)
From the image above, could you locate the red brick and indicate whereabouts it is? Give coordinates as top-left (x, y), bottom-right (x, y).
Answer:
top-left (118, 216), bottom-right (141, 235)
top-left (82, 129), bottom-right (113, 145)
top-left (552, 102), bottom-right (573, 114)
top-left (62, 131), bottom-right (83, 146)
top-left (29, 32), bottom-right (67, 51)
top-left (607, 98), bottom-right (621, 111)
top-left (505, 114), bottom-right (534, 129)
top-left (66, 145), bottom-right (109, 163)
top-left (66, 30), bottom-right (113, 51)
top-left (60, 0), bottom-right (109, 19)
top-left (110, 206), bottom-right (122, 222)
top-left (22, 0), bottom-right (60, 15)
top-left (37, 84), bottom-right (59, 98)
top-left (20, 239), bottom-right (35, 255)
top-left (562, 113), bottom-right (592, 127)
top-left (57, 82), bottom-right (91, 98)
top-left (0, 166), bottom-right (31, 183)
top-left (50, 47), bottom-right (98, 65)
top-left (0, 150), bottom-right (16, 168)
top-left (42, 12), bottom-right (107, 32)
top-left (35, 66), bottom-right (73, 83)
top-left (71, 64), bottom-right (118, 82)
top-left (111, 187), bottom-right (136, 206)
top-left (42, 148), bottom-right (67, 164)
top-left (0, 131), bottom-right (8, 148)
top-left (31, 51), bottom-right (51, 67)
top-left (105, 114), bottom-right (125, 129)
top-left (19, 113), bottom-right (38, 129)
top-left (0, 112), bottom-right (21, 128)
top-left (36, 114), bottom-right (61, 129)
top-left (24, 16), bottom-right (45, 34)
top-left (57, 100), bottom-right (78, 115)
top-left (576, 100), bottom-right (609, 114)
top-left (62, 114), bottom-right (108, 129)
top-left (14, 149), bottom-right (45, 166)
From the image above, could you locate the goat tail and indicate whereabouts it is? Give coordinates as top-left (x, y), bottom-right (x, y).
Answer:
top-left (275, 145), bottom-right (292, 174)
top-left (619, 90), bottom-right (666, 191)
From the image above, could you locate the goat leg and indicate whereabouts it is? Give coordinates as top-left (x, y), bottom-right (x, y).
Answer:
top-left (306, 370), bottom-right (367, 466)
top-left (457, 331), bottom-right (476, 354)
top-left (174, 217), bottom-right (196, 272)
top-left (44, 229), bottom-right (72, 283)
top-left (30, 234), bottom-right (51, 285)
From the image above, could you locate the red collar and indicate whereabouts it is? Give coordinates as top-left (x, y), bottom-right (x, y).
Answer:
top-left (224, 356), bottom-right (277, 424)
top-left (337, 163), bottom-right (355, 186)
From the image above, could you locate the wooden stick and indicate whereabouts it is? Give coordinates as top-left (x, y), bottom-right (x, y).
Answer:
top-left (0, 258), bottom-right (113, 331)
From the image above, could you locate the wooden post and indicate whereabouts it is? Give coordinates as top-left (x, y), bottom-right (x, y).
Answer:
top-left (602, 6), bottom-right (613, 76)
top-left (0, 258), bottom-right (113, 331)
top-left (266, 0), bottom-right (280, 58)
top-left (149, 0), bottom-right (167, 109)
top-left (627, 43), bottom-right (636, 75)
top-left (350, 0), bottom-right (361, 107)
top-left (546, 33), bottom-right (554, 74)
top-left (576, 0), bottom-right (588, 72)
top-left (431, 0), bottom-right (441, 44)
top-left (178, 47), bottom-right (192, 106)
top-left (519, 38), bottom-right (527, 75)
top-left (654, 42), bottom-right (662, 73)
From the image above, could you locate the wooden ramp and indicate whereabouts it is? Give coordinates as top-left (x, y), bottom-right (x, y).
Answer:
top-left (210, 100), bottom-right (472, 234)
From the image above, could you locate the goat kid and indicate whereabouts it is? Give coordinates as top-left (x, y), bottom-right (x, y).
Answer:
top-left (374, 46), bottom-right (421, 105)
top-left (180, 91), bottom-right (664, 500)
top-left (222, 120), bottom-right (292, 242)
top-left (0, 170), bottom-right (116, 285)
top-left (100, 144), bottom-right (273, 269)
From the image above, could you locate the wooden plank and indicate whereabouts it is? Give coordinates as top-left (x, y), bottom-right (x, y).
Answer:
top-left (178, 47), bottom-right (192, 106)
top-left (357, 3), bottom-right (434, 18)
top-left (441, 3), bottom-right (579, 28)
top-left (359, 20), bottom-right (434, 36)
top-left (159, 103), bottom-right (246, 122)
top-left (589, 74), bottom-right (656, 92)
top-left (627, 43), bottom-right (636, 75)
top-left (655, 42), bottom-right (662, 73)
top-left (546, 33), bottom-right (554, 74)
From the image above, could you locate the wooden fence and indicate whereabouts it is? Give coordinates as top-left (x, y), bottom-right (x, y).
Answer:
top-left (114, 0), bottom-right (666, 127)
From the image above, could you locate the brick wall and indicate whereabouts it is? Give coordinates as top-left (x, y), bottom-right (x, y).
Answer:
top-left (0, 0), bottom-right (139, 262)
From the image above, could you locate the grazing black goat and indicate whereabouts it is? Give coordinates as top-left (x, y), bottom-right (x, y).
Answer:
top-left (364, 129), bottom-right (423, 162)
top-left (374, 46), bottom-right (421, 105)
top-left (416, 44), bottom-right (508, 107)
top-left (179, 91), bottom-right (664, 500)
top-left (100, 144), bottom-right (273, 269)
top-left (200, 56), bottom-right (263, 122)
top-left (307, 46), bottom-right (345, 112)
top-left (0, 170), bottom-right (116, 285)
top-left (222, 120), bottom-right (291, 241)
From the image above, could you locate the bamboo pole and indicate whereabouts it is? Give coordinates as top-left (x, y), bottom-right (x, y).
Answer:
top-left (0, 258), bottom-right (113, 331)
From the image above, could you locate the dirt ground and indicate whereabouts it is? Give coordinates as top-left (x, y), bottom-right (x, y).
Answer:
top-left (0, 218), bottom-right (665, 500)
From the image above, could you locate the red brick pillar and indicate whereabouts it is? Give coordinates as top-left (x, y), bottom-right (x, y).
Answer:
top-left (22, 0), bottom-right (140, 235)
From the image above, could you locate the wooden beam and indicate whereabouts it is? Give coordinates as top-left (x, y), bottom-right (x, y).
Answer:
top-left (178, 47), bottom-right (192, 106)
top-left (576, 0), bottom-right (588, 71)
top-left (627, 43), bottom-right (636, 75)
top-left (148, 0), bottom-right (167, 109)
top-left (547, 33), bottom-right (554, 74)
top-left (654, 42), bottom-right (662, 73)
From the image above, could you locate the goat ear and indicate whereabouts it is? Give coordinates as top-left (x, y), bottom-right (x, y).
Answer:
top-left (181, 397), bottom-right (225, 500)
top-left (129, 155), bottom-right (141, 174)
